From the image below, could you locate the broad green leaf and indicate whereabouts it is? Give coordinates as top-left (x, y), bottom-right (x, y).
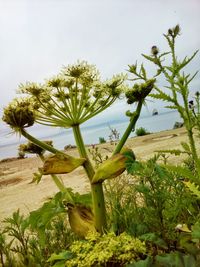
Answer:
top-left (165, 165), bottom-right (197, 183)
top-left (155, 252), bottom-right (196, 267)
top-left (126, 160), bottom-right (143, 175)
top-left (183, 181), bottom-right (200, 198)
top-left (176, 50), bottom-right (198, 72)
top-left (140, 233), bottom-right (168, 249)
top-left (150, 92), bottom-right (174, 103)
top-left (48, 251), bottom-right (72, 262)
top-left (142, 54), bottom-right (158, 64)
top-left (127, 256), bottom-right (153, 267)
top-left (192, 221), bottom-right (200, 240)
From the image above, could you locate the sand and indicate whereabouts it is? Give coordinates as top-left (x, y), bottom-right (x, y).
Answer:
top-left (0, 127), bottom-right (189, 222)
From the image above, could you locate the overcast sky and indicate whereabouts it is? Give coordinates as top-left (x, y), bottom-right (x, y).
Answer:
top-left (0, 0), bottom-right (200, 123)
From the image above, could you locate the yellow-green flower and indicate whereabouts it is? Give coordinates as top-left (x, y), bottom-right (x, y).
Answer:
top-left (17, 61), bottom-right (125, 128)
top-left (2, 97), bottom-right (36, 132)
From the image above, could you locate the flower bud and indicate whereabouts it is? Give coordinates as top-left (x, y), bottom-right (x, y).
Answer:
top-left (173, 24), bottom-right (180, 37)
top-left (2, 98), bottom-right (36, 131)
top-left (42, 153), bottom-right (85, 174)
top-left (151, 46), bottom-right (159, 56)
top-left (126, 110), bottom-right (133, 117)
top-left (92, 147), bottom-right (134, 183)
top-left (128, 64), bottom-right (137, 73)
top-left (168, 28), bottom-right (173, 36)
top-left (19, 141), bottom-right (53, 155)
top-left (66, 203), bottom-right (95, 237)
top-left (125, 79), bottom-right (155, 103)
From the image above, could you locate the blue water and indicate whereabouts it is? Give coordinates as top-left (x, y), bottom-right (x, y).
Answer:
top-left (0, 110), bottom-right (182, 159)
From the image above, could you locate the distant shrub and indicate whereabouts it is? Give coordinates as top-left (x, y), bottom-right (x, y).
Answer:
top-left (135, 127), bottom-right (150, 136)
top-left (99, 137), bottom-right (106, 144)
top-left (108, 126), bottom-right (120, 144)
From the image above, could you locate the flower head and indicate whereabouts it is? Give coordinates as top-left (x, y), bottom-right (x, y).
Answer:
top-left (19, 140), bottom-right (53, 155)
top-left (18, 82), bottom-right (44, 97)
top-left (168, 24), bottom-right (181, 38)
top-left (151, 46), bottom-right (159, 56)
top-left (17, 61), bottom-right (125, 128)
top-left (2, 98), bottom-right (36, 132)
top-left (125, 79), bottom-right (155, 104)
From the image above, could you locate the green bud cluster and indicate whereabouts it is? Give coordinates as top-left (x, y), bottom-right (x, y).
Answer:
top-left (151, 45), bottom-right (159, 56)
top-left (168, 24), bottom-right (181, 38)
top-left (19, 140), bottom-right (53, 155)
top-left (125, 79), bottom-right (155, 104)
top-left (2, 98), bottom-right (36, 131)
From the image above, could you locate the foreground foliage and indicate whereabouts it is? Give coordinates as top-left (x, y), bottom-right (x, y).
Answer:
top-left (1, 25), bottom-right (200, 266)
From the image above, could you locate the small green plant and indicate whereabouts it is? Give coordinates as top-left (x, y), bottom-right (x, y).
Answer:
top-left (104, 174), bottom-right (139, 235)
top-left (48, 232), bottom-right (146, 267)
top-left (0, 192), bottom-right (82, 266)
top-left (88, 145), bottom-right (108, 167)
top-left (99, 137), bottom-right (106, 144)
top-left (125, 155), bottom-right (200, 241)
top-left (135, 127), bottom-right (150, 136)
top-left (108, 126), bottom-right (120, 144)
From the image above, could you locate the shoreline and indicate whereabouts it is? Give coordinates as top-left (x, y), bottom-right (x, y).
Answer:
top-left (0, 127), bottom-right (188, 221)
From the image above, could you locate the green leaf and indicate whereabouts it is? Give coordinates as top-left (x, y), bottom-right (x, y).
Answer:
top-left (155, 149), bottom-right (185, 156)
top-left (176, 50), bottom-right (198, 72)
top-left (140, 233), bottom-right (168, 249)
top-left (165, 165), bottom-right (197, 183)
top-left (192, 221), bottom-right (200, 240)
top-left (126, 160), bottom-right (143, 175)
top-left (181, 142), bottom-right (191, 153)
top-left (163, 34), bottom-right (173, 50)
top-left (140, 64), bottom-right (147, 80)
top-left (28, 191), bottom-right (66, 230)
top-left (127, 256), bottom-right (153, 267)
top-left (165, 105), bottom-right (178, 110)
top-left (142, 54), bottom-right (158, 64)
top-left (159, 51), bottom-right (171, 58)
top-left (187, 71), bottom-right (199, 85)
top-left (48, 251), bottom-right (72, 262)
top-left (155, 252), bottom-right (196, 267)
top-left (183, 181), bottom-right (200, 198)
top-left (52, 262), bottom-right (65, 267)
top-left (154, 69), bottom-right (162, 77)
top-left (149, 92), bottom-right (174, 103)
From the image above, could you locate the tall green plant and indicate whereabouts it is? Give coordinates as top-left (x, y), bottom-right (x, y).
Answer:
top-left (128, 25), bottom-right (200, 177)
top-left (2, 61), bottom-right (154, 234)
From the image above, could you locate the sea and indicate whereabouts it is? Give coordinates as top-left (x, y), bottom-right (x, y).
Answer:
top-left (0, 110), bottom-right (182, 160)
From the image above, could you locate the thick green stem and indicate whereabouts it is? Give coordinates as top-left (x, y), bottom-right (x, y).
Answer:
top-left (72, 124), bottom-right (106, 233)
top-left (113, 100), bottom-right (143, 155)
top-left (72, 125), bottom-right (95, 180)
top-left (182, 96), bottom-right (200, 176)
top-left (187, 128), bottom-right (200, 176)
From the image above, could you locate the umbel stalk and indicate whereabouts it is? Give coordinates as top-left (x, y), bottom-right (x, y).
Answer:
top-left (72, 124), bottom-right (106, 233)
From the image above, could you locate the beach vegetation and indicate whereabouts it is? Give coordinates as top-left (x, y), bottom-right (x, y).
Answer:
top-left (1, 25), bottom-right (200, 266)
top-left (108, 126), bottom-right (120, 144)
top-left (135, 127), bottom-right (150, 136)
top-left (99, 137), bottom-right (106, 144)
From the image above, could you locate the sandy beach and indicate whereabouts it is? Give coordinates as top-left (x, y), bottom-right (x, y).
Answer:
top-left (0, 127), bottom-right (190, 222)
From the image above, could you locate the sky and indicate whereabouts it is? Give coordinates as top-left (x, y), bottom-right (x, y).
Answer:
top-left (0, 0), bottom-right (200, 126)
